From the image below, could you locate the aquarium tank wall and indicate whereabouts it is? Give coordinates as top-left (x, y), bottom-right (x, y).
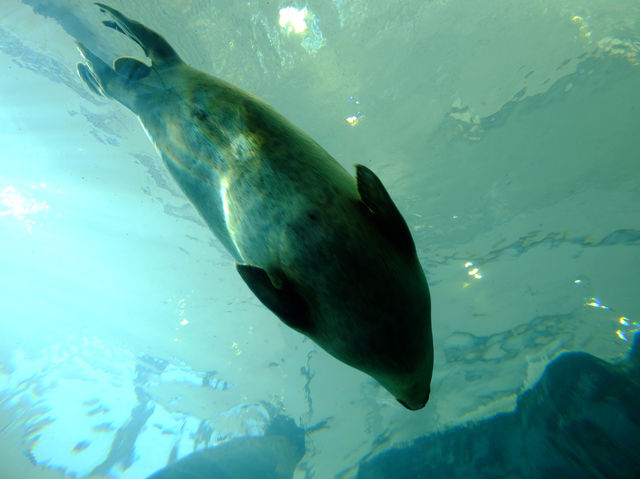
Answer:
top-left (0, 0), bottom-right (638, 478)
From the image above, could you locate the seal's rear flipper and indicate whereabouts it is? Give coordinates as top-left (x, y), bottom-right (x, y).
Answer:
top-left (76, 43), bottom-right (118, 98)
top-left (77, 62), bottom-right (103, 97)
top-left (236, 264), bottom-right (312, 334)
top-left (114, 57), bottom-right (152, 81)
top-left (95, 3), bottom-right (180, 67)
top-left (77, 43), bottom-right (156, 113)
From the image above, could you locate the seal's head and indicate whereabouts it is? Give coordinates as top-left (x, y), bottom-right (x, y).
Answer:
top-left (238, 164), bottom-right (434, 410)
top-left (357, 268), bottom-right (433, 411)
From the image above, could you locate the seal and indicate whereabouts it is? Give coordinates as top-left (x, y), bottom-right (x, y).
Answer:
top-left (146, 415), bottom-right (305, 479)
top-left (77, 3), bottom-right (433, 410)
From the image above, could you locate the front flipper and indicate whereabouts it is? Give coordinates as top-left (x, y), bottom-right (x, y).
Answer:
top-left (356, 164), bottom-right (417, 257)
top-left (95, 3), bottom-right (180, 67)
top-left (236, 264), bottom-right (312, 334)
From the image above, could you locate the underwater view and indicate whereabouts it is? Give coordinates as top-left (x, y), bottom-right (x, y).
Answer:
top-left (1, 0), bottom-right (639, 477)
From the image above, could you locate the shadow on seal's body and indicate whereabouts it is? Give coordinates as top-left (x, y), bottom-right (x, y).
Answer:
top-left (77, 3), bottom-right (433, 410)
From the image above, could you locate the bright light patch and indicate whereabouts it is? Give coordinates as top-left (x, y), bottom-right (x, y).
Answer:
top-left (574, 279), bottom-right (582, 284)
top-left (279, 7), bottom-right (308, 34)
top-left (220, 177), bottom-right (231, 227)
top-left (463, 262), bottom-right (483, 282)
top-left (1, 185), bottom-right (49, 218)
top-left (346, 96), bottom-right (363, 127)
top-left (586, 297), bottom-right (610, 310)
top-left (346, 115), bottom-right (359, 126)
top-left (180, 319), bottom-right (189, 326)
top-left (614, 315), bottom-right (639, 342)
top-left (1, 185), bottom-right (50, 233)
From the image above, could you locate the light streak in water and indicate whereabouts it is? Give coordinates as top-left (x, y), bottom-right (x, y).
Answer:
top-left (615, 317), bottom-right (639, 342)
top-left (585, 297), bottom-right (609, 310)
top-left (584, 295), bottom-right (637, 342)
top-left (464, 262), bottom-right (483, 280)
top-left (0, 184), bottom-right (50, 233)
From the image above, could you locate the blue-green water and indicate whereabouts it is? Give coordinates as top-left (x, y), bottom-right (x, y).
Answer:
top-left (0, 1), bottom-right (638, 478)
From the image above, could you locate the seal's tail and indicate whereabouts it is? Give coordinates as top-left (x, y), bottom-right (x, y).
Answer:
top-left (76, 43), bottom-right (146, 113)
top-left (76, 4), bottom-right (183, 112)
top-left (95, 3), bottom-right (181, 68)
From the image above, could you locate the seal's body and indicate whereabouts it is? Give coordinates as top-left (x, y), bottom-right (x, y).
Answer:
top-left (78, 3), bottom-right (433, 410)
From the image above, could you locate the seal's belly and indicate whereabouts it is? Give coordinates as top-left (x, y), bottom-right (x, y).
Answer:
top-left (144, 85), bottom-right (357, 269)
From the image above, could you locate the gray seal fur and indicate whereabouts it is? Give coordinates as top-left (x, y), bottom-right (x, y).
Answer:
top-left (77, 3), bottom-right (433, 410)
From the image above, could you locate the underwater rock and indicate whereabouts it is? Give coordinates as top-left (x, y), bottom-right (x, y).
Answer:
top-left (357, 334), bottom-right (640, 478)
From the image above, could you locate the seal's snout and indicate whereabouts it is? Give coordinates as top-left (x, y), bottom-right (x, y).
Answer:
top-left (397, 387), bottom-right (430, 411)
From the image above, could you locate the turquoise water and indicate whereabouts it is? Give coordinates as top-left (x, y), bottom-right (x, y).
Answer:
top-left (0, 1), bottom-right (638, 477)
